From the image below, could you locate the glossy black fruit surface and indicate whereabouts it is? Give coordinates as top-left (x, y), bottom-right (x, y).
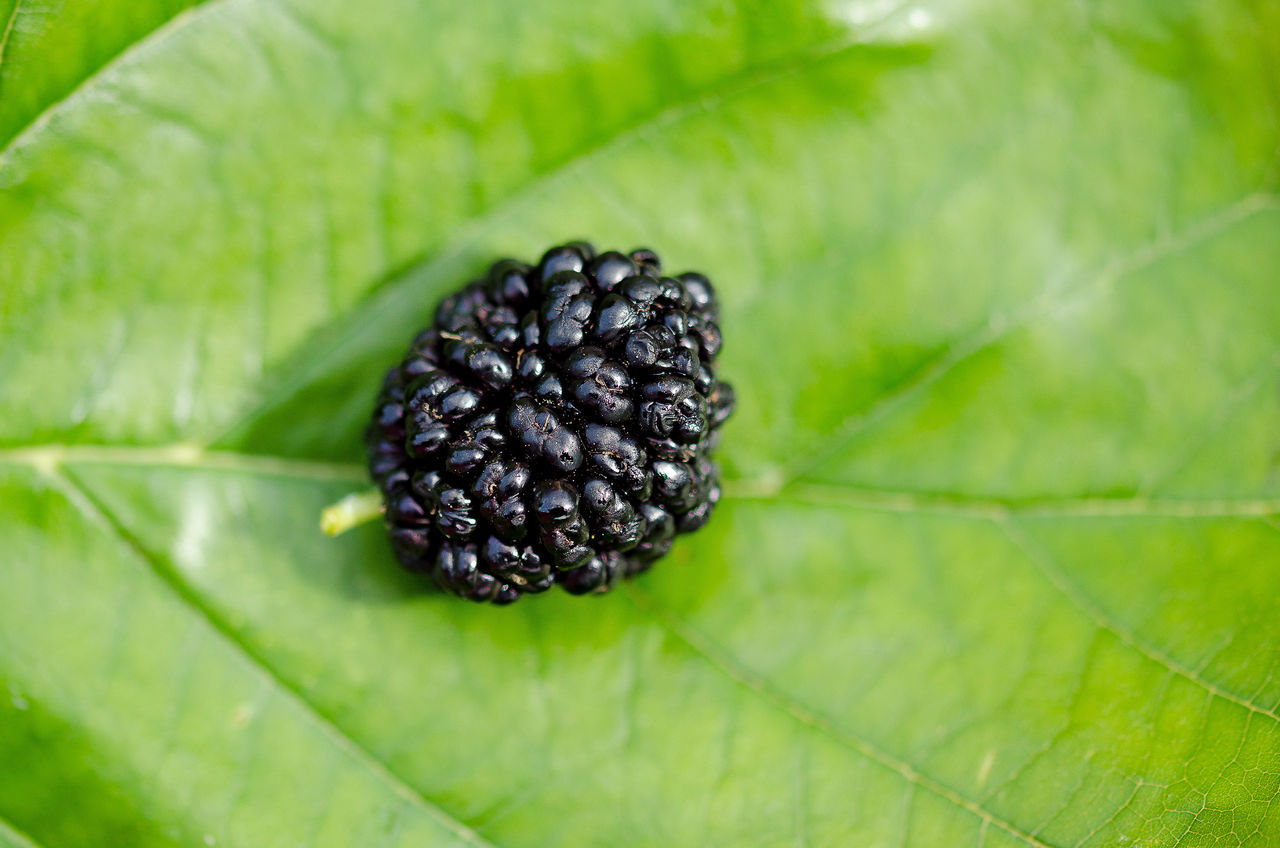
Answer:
top-left (365, 242), bottom-right (735, 604)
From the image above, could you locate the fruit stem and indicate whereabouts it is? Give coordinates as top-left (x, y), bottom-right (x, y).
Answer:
top-left (320, 488), bottom-right (384, 537)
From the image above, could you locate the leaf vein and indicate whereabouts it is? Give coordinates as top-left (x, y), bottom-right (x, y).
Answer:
top-left (628, 586), bottom-right (1058, 848)
top-left (4, 444), bottom-right (1278, 522)
top-left (0, 813), bottom-right (41, 848)
top-left (728, 479), bottom-right (1280, 520)
top-left (998, 517), bottom-right (1280, 724)
top-left (48, 467), bottom-right (498, 848)
top-left (0, 0), bottom-right (25, 77)
top-left (778, 191), bottom-right (1280, 487)
top-left (0, 444), bottom-right (366, 482)
top-left (0, 0), bottom-right (222, 161)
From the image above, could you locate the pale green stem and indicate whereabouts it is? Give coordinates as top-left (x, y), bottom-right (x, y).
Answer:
top-left (320, 488), bottom-right (384, 536)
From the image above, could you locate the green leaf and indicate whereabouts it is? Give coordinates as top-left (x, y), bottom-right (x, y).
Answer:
top-left (2, 0), bottom-right (1278, 845)
top-left (0, 0), bottom-right (205, 146)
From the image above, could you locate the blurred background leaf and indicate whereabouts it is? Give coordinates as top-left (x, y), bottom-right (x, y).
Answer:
top-left (1, 0), bottom-right (1279, 846)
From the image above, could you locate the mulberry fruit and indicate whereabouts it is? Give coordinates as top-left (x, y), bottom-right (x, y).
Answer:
top-left (364, 241), bottom-right (735, 604)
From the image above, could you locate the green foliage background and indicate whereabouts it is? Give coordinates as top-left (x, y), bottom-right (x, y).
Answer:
top-left (1, 0), bottom-right (1279, 845)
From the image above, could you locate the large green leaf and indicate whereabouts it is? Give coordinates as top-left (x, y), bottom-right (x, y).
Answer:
top-left (2, 0), bottom-right (1278, 845)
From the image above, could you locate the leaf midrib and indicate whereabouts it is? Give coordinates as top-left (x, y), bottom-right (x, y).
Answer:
top-left (2, 444), bottom-right (1276, 519)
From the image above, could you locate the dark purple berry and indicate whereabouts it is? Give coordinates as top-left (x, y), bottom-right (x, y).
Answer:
top-left (363, 242), bottom-right (733, 604)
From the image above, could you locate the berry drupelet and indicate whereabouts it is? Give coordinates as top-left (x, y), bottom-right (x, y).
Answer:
top-left (364, 242), bottom-right (735, 604)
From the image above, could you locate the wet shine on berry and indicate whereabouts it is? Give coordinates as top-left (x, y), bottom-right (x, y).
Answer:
top-left (365, 242), bottom-right (735, 604)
